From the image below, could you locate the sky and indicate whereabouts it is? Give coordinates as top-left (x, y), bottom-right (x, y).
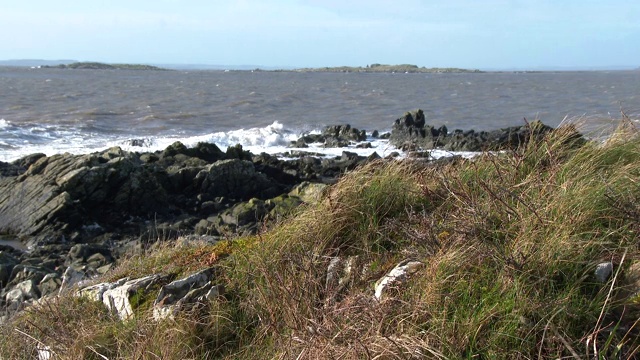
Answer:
top-left (1, 0), bottom-right (639, 70)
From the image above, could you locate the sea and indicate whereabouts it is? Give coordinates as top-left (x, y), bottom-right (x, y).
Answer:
top-left (1, 66), bottom-right (639, 163)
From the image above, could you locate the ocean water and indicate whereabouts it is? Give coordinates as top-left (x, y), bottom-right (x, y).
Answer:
top-left (1, 67), bottom-right (639, 162)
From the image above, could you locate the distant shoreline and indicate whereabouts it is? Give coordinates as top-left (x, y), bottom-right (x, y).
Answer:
top-left (41, 62), bottom-right (168, 71)
top-left (0, 60), bottom-right (636, 72)
top-left (291, 64), bottom-right (483, 73)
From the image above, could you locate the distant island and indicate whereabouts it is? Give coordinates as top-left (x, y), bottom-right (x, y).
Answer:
top-left (42, 62), bottom-right (167, 70)
top-left (293, 63), bottom-right (483, 73)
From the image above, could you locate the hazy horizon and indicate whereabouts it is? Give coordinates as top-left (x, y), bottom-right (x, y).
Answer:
top-left (1, 1), bottom-right (638, 70)
top-left (0, 58), bottom-right (638, 72)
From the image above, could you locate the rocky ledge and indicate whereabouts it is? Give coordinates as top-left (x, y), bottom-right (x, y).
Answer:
top-left (0, 110), bottom-right (576, 318)
top-left (390, 109), bottom-right (568, 152)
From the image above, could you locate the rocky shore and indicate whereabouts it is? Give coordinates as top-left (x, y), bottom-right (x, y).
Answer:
top-left (0, 110), bottom-right (567, 319)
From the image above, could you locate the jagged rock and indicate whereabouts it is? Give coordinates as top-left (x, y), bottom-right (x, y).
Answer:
top-left (38, 273), bottom-right (62, 297)
top-left (225, 144), bottom-right (253, 161)
top-left (11, 153), bottom-right (47, 172)
top-left (77, 277), bottom-right (128, 302)
top-left (0, 161), bottom-right (25, 177)
top-left (322, 124), bottom-right (367, 143)
top-left (374, 259), bottom-right (423, 301)
top-left (266, 194), bottom-right (303, 218)
top-left (99, 274), bottom-right (167, 320)
top-left (288, 182), bottom-right (328, 204)
top-left (196, 159), bottom-right (281, 200)
top-left (251, 152), bottom-right (300, 186)
top-left (8, 264), bottom-right (48, 287)
top-left (0, 150), bottom-right (170, 241)
top-left (4, 279), bottom-right (40, 311)
top-left (389, 109), bottom-right (556, 152)
top-left (289, 125), bottom-right (367, 149)
top-left (153, 267), bottom-right (221, 320)
top-left (59, 267), bottom-right (87, 294)
top-left (77, 274), bottom-right (169, 320)
top-left (66, 243), bottom-right (113, 268)
top-left (188, 142), bottom-right (227, 163)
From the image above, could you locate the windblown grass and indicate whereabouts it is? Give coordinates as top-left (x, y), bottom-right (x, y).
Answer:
top-left (2, 118), bottom-right (640, 359)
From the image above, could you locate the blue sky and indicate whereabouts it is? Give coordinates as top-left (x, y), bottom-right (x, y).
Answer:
top-left (1, 0), bottom-right (638, 69)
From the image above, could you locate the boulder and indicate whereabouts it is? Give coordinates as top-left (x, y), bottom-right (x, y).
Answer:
top-left (4, 279), bottom-right (40, 311)
top-left (288, 182), bottom-right (328, 204)
top-left (98, 274), bottom-right (167, 320)
top-left (196, 159), bottom-right (282, 200)
top-left (77, 277), bottom-right (129, 303)
top-left (153, 267), bottom-right (221, 320)
top-left (322, 124), bottom-right (367, 143)
top-left (265, 195), bottom-right (303, 218)
top-left (38, 273), bottom-right (62, 297)
top-left (595, 262), bottom-right (614, 283)
top-left (59, 266), bottom-right (88, 294)
top-left (374, 259), bottom-right (423, 301)
top-left (8, 264), bottom-right (49, 287)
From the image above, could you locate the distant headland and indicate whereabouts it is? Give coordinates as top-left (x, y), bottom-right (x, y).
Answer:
top-left (41, 62), bottom-right (167, 70)
top-left (292, 63), bottom-right (483, 73)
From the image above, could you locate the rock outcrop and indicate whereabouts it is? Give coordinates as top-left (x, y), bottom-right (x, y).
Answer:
top-left (389, 109), bottom-right (556, 151)
top-left (289, 124), bottom-right (368, 148)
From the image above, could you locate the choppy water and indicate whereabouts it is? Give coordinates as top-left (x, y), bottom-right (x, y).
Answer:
top-left (1, 67), bottom-right (639, 162)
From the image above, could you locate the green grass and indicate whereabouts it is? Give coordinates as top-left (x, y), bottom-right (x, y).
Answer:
top-left (2, 118), bottom-right (640, 359)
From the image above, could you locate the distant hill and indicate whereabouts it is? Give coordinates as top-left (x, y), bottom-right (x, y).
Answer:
top-left (42, 62), bottom-right (167, 70)
top-left (0, 59), bottom-right (77, 67)
top-left (294, 63), bottom-right (483, 73)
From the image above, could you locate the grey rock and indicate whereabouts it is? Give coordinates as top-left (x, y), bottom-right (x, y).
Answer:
top-left (289, 182), bottom-right (327, 204)
top-left (0, 150), bottom-right (170, 240)
top-left (595, 262), bottom-right (614, 283)
top-left (59, 266), bottom-right (87, 294)
top-left (100, 274), bottom-right (167, 320)
top-left (197, 158), bottom-right (277, 200)
top-left (374, 259), bottom-right (423, 301)
top-left (4, 287), bottom-right (25, 306)
top-left (77, 277), bottom-right (129, 302)
top-left (14, 279), bottom-right (40, 300)
top-left (155, 267), bottom-right (216, 305)
top-left (389, 109), bottom-right (560, 152)
top-left (4, 279), bottom-right (40, 310)
top-left (8, 264), bottom-right (48, 286)
top-left (153, 267), bottom-right (219, 320)
top-left (38, 273), bottom-right (62, 297)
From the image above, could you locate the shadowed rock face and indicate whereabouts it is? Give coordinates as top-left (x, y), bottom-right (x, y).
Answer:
top-left (0, 145), bottom-right (285, 244)
top-left (0, 150), bottom-right (169, 241)
top-left (0, 142), bottom-right (374, 246)
top-left (389, 109), bottom-right (555, 152)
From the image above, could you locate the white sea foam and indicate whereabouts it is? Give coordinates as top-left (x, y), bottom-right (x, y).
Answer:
top-left (0, 120), bottom-right (478, 163)
top-left (0, 119), bottom-right (8, 129)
